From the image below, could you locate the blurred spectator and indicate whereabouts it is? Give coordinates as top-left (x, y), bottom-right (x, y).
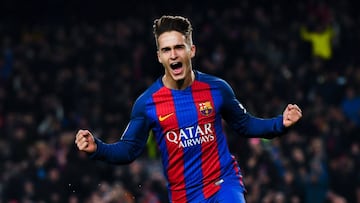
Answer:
top-left (300, 23), bottom-right (335, 61)
top-left (341, 85), bottom-right (360, 127)
top-left (0, 47), bottom-right (13, 80)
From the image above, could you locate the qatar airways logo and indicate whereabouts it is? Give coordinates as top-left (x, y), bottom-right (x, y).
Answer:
top-left (166, 123), bottom-right (215, 148)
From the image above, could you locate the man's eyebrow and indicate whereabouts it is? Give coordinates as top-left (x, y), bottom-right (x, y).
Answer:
top-left (160, 47), bottom-right (171, 52)
top-left (174, 44), bottom-right (186, 48)
top-left (160, 44), bottom-right (185, 51)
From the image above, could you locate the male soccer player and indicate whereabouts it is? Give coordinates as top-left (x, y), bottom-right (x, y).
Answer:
top-left (75, 15), bottom-right (302, 203)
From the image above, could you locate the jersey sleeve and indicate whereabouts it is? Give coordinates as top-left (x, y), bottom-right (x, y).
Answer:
top-left (89, 94), bottom-right (151, 164)
top-left (219, 79), bottom-right (286, 138)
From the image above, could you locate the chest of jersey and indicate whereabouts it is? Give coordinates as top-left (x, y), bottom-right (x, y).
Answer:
top-left (151, 81), bottom-right (220, 149)
top-left (148, 80), bottom-right (226, 201)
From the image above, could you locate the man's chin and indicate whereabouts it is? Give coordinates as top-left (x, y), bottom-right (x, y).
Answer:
top-left (171, 73), bottom-right (185, 81)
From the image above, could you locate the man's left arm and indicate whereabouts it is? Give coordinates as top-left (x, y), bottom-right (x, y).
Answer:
top-left (219, 80), bottom-right (302, 138)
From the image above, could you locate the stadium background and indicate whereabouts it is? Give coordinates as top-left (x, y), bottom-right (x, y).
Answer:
top-left (0, 0), bottom-right (359, 202)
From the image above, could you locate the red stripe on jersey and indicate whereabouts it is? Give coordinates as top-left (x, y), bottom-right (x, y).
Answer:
top-left (231, 155), bottom-right (244, 187)
top-left (152, 87), bottom-right (187, 202)
top-left (191, 81), bottom-right (221, 198)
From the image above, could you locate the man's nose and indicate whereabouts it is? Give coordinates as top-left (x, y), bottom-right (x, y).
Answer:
top-left (170, 49), bottom-right (178, 59)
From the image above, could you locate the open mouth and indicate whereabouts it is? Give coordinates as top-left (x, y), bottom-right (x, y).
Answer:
top-left (170, 62), bottom-right (183, 75)
top-left (170, 62), bottom-right (183, 70)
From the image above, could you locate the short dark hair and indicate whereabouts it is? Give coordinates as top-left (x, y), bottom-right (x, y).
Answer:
top-left (153, 15), bottom-right (193, 49)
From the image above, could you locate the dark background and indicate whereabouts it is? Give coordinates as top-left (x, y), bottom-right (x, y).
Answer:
top-left (0, 0), bottom-right (359, 202)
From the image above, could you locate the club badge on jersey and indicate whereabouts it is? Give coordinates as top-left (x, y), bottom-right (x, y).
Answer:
top-left (199, 101), bottom-right (213, 116)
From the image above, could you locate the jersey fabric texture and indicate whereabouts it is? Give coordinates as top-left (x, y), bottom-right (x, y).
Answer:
top-left (90, 70), bottom-right (286, 202)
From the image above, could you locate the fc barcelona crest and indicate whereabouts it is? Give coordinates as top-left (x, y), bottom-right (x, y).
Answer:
top-left (199, 101), bottom-right (213, 116)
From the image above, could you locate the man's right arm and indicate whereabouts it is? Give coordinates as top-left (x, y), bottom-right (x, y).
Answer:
top-left (89, 116), bottom-right (151, 164)
top-left (87, 94), bottom-right (152, 164)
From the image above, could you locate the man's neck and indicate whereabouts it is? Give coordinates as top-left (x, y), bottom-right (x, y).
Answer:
top-left (163, 70), bottom-right (195, 90)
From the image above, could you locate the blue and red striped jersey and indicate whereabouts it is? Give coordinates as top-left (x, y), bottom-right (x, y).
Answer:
top-left (91, 70), bottom-right (286, 202)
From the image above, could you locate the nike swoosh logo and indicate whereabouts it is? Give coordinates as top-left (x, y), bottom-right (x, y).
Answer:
top-left (159, 113), bottom-right (174, 122)
top-left (214, 179), bottom-right (224, 186)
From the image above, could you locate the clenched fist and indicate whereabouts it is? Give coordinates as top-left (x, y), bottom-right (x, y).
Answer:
top-left (283, 104), bottom-right (302, 127)
top-left (75, 129), bottom-right (97, 153)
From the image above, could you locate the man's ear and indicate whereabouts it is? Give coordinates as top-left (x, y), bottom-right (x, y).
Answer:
top-left (190, 45), bottom-right (196, 58)
top-left (157, 51), bottom-right (162, 63)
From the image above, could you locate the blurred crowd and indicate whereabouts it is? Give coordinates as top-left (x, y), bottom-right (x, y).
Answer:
top-left (0, 0), bottom-right (359, 202)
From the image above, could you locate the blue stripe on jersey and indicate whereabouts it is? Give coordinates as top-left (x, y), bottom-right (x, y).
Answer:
top-left (171, 88), bottom-right (206, 201)
top-left (207, 81), bottom-right (229, 177)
